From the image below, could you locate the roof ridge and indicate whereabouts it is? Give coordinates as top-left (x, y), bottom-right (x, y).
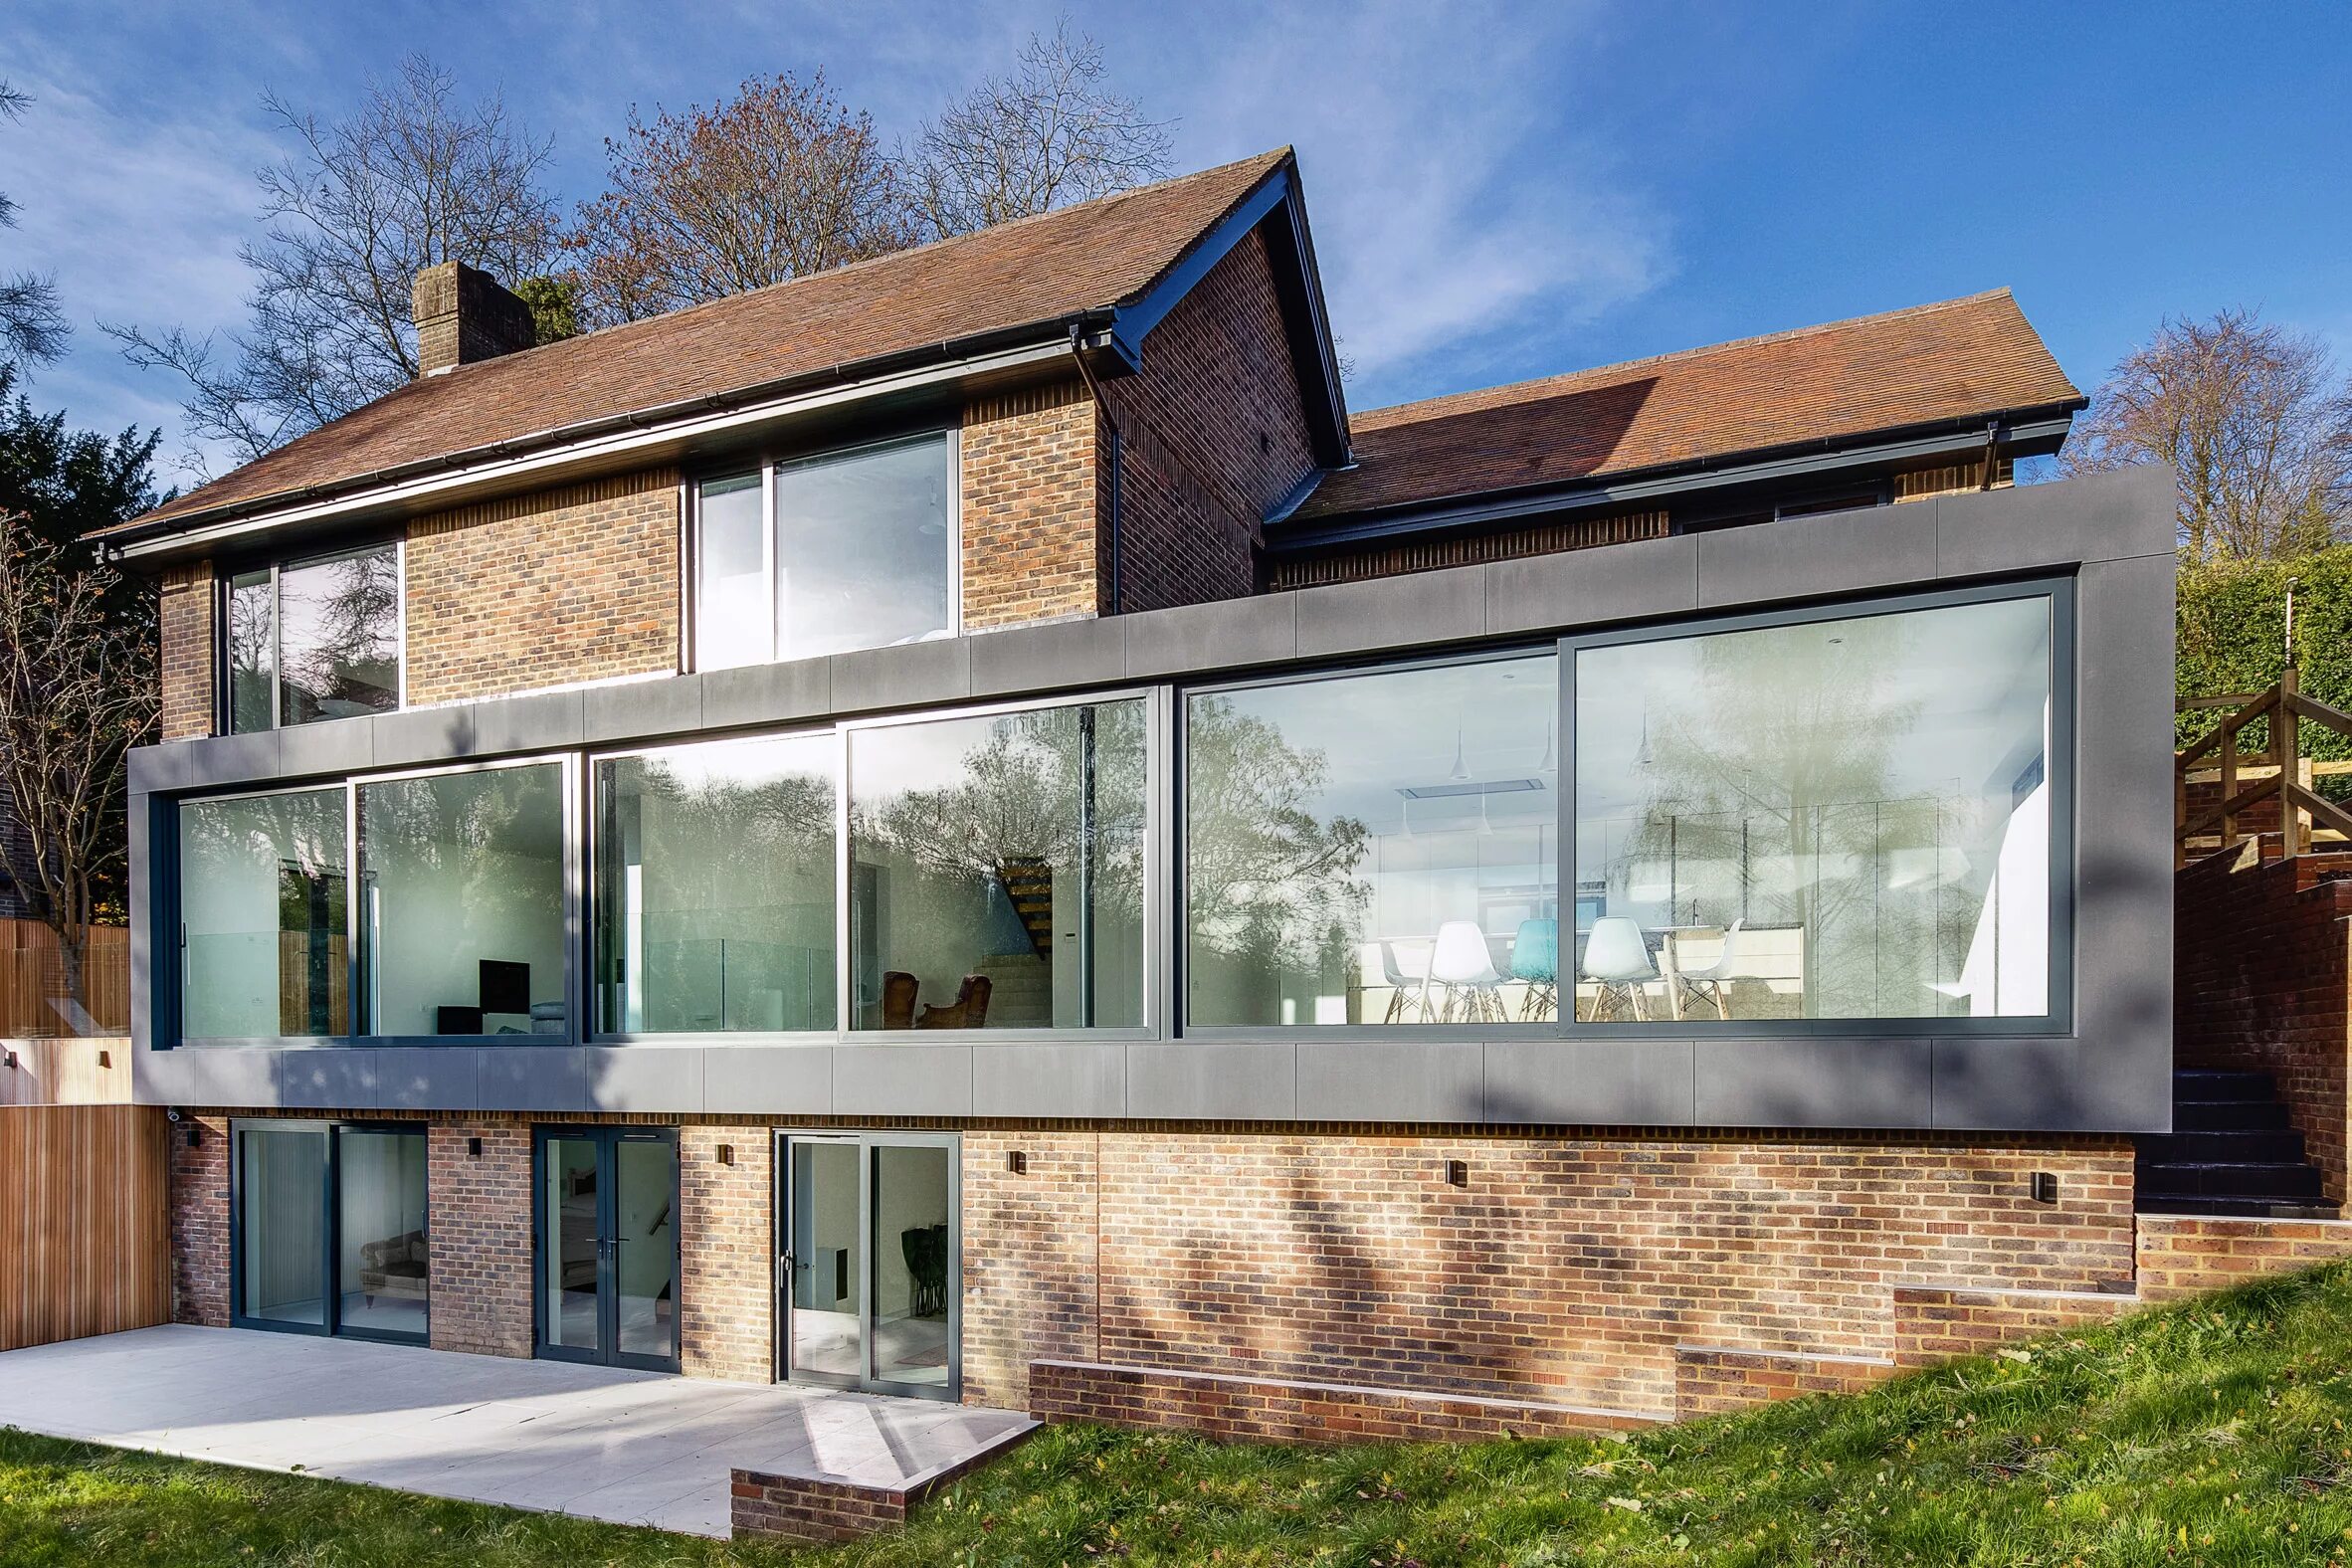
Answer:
top-left (1353, 289), bottom-right (2026, 427)
top-left (432, 148), bottom-right (1294, 383)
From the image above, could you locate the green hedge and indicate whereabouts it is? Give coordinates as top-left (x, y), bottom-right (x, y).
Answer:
top-left (2177, 546), bottom-right (2352, 769)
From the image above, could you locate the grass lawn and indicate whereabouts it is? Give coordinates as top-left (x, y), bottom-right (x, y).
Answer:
top-left (7, 1263), bottom-right (2352, 1566)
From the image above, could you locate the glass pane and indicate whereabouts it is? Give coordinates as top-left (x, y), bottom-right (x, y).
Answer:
top-left (694, 475), bottom-right (768, 672)
top-left (279, 546), bottom-right (401, 725)
top-left (1574, 595), bottom-right (2054, 1022)
top-left (776, 436), bottom-right (951, 660)
top-left (849, 700), bottom-right (1144, 1031)
top-left (788, 1140), bottom-right (863, 1381)
top-left (179, 789), bottom-right (348, 1039)
top-left (337, 1128), bottom-right (427, 1338)
top-left (872, 1144), bottom-right (950, 1388)
top-left (357, 764), bottom-right (565, 1038)
top-left (614, 1138), bottom-right (677, 1361)
top-left (595, 736), bottom-right (836, 1034)
top-left (237, 1125), bottom-right (325, 1326)
top-left (543, 1136), bottom-right (601, 1353)
top-left (227, 569), bottom-right (275, 734)
top-left (1187, 656), bottom-right (1560, 1027)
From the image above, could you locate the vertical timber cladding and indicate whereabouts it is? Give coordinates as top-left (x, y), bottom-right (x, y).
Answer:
top-left (0, 1104), bottom-right (171, 1351)
top-left (403, 469), bottom-right (683, 705)
top-left (962, 1129), bottom-right (2137, 1418)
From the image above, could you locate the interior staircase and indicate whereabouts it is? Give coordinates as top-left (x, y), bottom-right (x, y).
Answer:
top-left (2136, 1068), bottom-right (2338, 1219)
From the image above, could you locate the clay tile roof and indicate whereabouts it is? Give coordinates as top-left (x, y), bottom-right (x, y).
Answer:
top-left (1290, 289), bottom-right (2082, 523)
top-left (117, 148), bottom-right (1294, 533)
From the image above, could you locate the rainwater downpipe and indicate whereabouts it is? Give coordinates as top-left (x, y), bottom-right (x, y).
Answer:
top-left (1069, 325), bottom-right (1123, 615)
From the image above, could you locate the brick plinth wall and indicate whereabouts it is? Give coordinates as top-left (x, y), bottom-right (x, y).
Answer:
top-left (1672, 1346), bottom-right (1894, 1419)
top-left (2174, 842), bottom-right (2352, 1204)
top-left (730, 1428), bottom-right (1035, 1544)
top-left (404, 469), bottom-right (681, 705)
top-left (1890, 1283), bottom-right (2133, 1366)
top-left (167, 1114), bottom-right (229, 1326)
top-left (427, 1120), bottom-right (533, 1357)
top-left (158, 561), bottom-right (215, 741)
top-left (681, 1126), bottom-right (772, 1381)
top-left (2135, 1214), bottom-right (2352, 1300)
top-left (1030, 1360), bottom-right (1659, 1446)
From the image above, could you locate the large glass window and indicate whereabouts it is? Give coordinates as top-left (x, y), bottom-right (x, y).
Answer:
top-left (336, 1127), bottom-right (429, 1339)
top-left (178, 788), bottom-right (348, 1040)
top-left (225, 543), bottom-right (402, 733)
top-left (693, 433), bottom-right (953, 672)
top-left (1572, 592), bottom-right (2057, 1023)
top-left (848, 698), bottom-right (1144, 1030)
top-left (357, 762), bottom-right (566, 1038)
top-left (237, 1123), bottom-right (327, 1328)
top-left (1187, 655), bottom-right (1561, 1028)
top-left (233, 1121), bottom-right (426, 1342)
top-left (594, 734), bottom-right (837, 1034)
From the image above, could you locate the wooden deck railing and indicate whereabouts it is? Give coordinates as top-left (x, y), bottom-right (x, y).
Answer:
top-left (2177, 665), bottom-right (2352, 865)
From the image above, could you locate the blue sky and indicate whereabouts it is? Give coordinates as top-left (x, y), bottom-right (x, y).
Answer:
top-left (4, 0), bottom-right (2348, 482)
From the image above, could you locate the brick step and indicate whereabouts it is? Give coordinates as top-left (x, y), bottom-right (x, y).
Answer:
top-left (2136, 1161), bottom-right (2325, 1200)
top-left (2170, 1069), bottom-right (2278, 1102)
top-left (2138, 1128), bottom-right (2306, 1166)
top-left (2135, 1193), bottom-right (2342, 1220)
top-left (2172, 1097), bottom-right (2291, 1131)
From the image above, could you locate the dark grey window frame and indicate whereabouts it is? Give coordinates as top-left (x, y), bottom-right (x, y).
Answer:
top-left (227, 1116), bottom-right (429, 1346)
top-left (217, 537), bottom-right (407, 735)
top-left (174, 779), bottom-right (354, 1047)
top-left (530, 1122), bottom-right (683, 1374)
top-left (1558, 573), bottom-right (2077, 1040)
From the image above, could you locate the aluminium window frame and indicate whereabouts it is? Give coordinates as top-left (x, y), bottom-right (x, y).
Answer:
top-left (171, 778), bottom-right (357, 1048)
top-left (226, 1117), bottom-right (430, 1347)
top-left (683, 426), bottom-right (963, 677)
top-left (216, 537), bottom-right (408, 735)
top-left (1556, 573), bottom-right (2078, 1040)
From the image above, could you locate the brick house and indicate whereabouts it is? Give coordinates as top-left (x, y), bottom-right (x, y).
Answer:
top-left (102, 148), bottom-right (2178, 1436)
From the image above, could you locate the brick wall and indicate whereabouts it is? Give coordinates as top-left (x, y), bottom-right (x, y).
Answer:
top-left (961, 1131), bottom-right (1099, 1408)
top-left (1888, 1282), bottom-right (2132, 1365)
top-left (158, 560), bottom-right (214, 741)
top-left (2175, 842), bottom-right (2352, 1203)
top-left (1670, 1346), bottom-right (1893, 1419)
top-left (427, 1119), bottom-right (534, 1358)
top-left (2134, 1213), bottom-right (2352, 1299)
top-left (967, 1129), bottom-right (2135, 1419)
top-left (959, 382), bottom-right (1101, 629)
top-left (681, 1125), bottom-right (773, 1381)
top-left (1101, 227), bottom-right (1318, 613)
top-left (405, 470), bottom-right (680, 705)
top-left (167, 1113), bottom-right (228, 1326)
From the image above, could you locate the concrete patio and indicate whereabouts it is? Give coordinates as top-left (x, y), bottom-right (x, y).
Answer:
top-left (0, 1324), bottom-right (1034, 1539)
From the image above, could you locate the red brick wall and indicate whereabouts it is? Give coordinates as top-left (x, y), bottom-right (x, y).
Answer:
top-left (426, 1119), bottom-right (534, 1358)
top-left (1888, 1282), bottom-right (2131, 1366)
top-left (405, 470), bottom-right (681, 705)
top-left (965, 1129), bottom-right (2135, 1419)
top-left (681, 1126), bottom-right (773, 1381)
top-left (961, 1131), bottom-right (1099, 1408)
top-left (1671, 1346), bottom-right (1893, 1419)
top-left (960, 383), bottom-right (1101, 630)
top-left (158, 561), bottom-right (214, 741)
top-left (2134, 1214), bottom-right (2352, 1299)
top-left (2174, 843), bottom-right (2352, 1203)
top-left (1100, 226), bottom-right (1319, 613)
top-left (167, 1113), bottom-right (228, 1326)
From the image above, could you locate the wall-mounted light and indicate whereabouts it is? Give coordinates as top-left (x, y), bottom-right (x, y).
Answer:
top-left (186, 1127), bottom-right (201, 1148)
top-left (2, 1049), bottom-right (14, 1070)
top-left (717, 1143), bottom-right (735, 1166)
top-left (1007, 1150), bottom-right (1029, 1176)
top-left (2030, 1171), bottom-right (2058, 1205)
top-left (468, 1136), bottom-right (483, 1159)
top-left (97, 1050), bottom-right (110, 1069)
top-left (1445, 1159), bottom-right (1469, 1188)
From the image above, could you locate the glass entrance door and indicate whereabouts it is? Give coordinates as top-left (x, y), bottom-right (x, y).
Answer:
top-left (536, 1127), bottom-right (680, 1372)
top-left (778, 1132), bottom-right (958, 1399)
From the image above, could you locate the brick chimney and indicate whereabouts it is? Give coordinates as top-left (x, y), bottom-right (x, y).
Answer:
top-left (411, 262), bottom-right (537, 376)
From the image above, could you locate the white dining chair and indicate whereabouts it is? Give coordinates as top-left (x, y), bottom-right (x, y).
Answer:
top-left (1357, 940), bottom-right (1423, 1024)
top-left (1581, 916), bottom-right (1657, 1022)
top-left (1428, 920), bottom-right (1506, 1024)
top-left (1669, 918), bottom-right (1745, 1021)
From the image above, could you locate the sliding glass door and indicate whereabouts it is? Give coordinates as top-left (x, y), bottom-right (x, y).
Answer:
top-left (231, 1120), bottom-right (427, 1342)
top-left (778, 1132), bottom-right (958, 1399)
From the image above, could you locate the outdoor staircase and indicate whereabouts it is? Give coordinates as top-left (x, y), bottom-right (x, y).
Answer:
top-left (2136, 1068), bottom-right (2338, 1219)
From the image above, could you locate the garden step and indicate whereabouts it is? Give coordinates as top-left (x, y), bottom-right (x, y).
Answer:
top-left (2137, 1128), bottom-right (2306, 1166)
top-left (2170, 1069), bottom-right (2278, 1102)
top-left (2136, 1161), bottom-right (2324, 1200)
top-left (2172, 1098), bottom-right (2290, 1131)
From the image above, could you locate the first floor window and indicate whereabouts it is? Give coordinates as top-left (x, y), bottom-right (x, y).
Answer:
top-left (225, 542), bottom-right (403, 732)
top-left (178, 787), bottom-right (348, 1040)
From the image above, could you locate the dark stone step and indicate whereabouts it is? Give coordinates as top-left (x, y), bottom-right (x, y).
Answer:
top-left (2136, 1193), bottom-right (2342, 1220)
top-left (2171, 1069), bottom-right (2279, 1102)
top-left (2173, 1098), bottom-right (2291, 1131)
top-left (2136, 1161), bottom-right (2324, 1200)
top-left (2138, 1128), bottom-right (2306, 1166)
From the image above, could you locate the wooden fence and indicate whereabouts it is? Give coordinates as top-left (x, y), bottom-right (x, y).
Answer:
top-left (0, 1104), bottom-right (171, 1352)
top-left (2177, 666), bottom-right (2352, 865)
top-left (0, 917), bottom-right (129, 1038)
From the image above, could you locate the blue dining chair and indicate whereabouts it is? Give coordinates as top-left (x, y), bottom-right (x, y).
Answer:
top-left (1509, 917), bottom-right (1558, 1021)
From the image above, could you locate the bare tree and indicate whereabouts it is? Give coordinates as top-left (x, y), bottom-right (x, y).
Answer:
top-left (0, 81), bottom-right (71, 373)
top-left (905, 23), bottom-right (1173, 240)
top-left (2060, 306), bottom-right (2352, 561)
top-left (105, 55), bottom-right (562, 469)
top-left (565, 73), bottom-right (915, 328)
top-left (0, 511), bottom-right (154, 1024)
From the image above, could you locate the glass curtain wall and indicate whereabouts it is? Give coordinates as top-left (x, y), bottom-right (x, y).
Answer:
top-left (1187, 655), bottom-right (1561, 1028)
top-left (357, 763), bottom-right (566, 1038)
top-left (178, 788), bottom-right (348, 1039)
top-left (848, 699), bottom-right (1145, 1030)
top-left (1572, 594), bottom-right (2055, 1022)
top-left (594, 735), bottom-right (837, 1034)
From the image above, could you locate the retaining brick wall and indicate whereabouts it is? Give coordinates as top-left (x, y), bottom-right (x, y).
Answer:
top-left (2135, 1214), bottom-right (2352, 1300)
top-left (426, 1119), bottom-right (533, 1358)
top-left (404, 470), bottom-right (681, 705)
top-left (2174, 842), bottom-right (2352, 1204)
top-left (680, 1126), bottom-right (772, 1381)
top-left (1671, 1346), bottom-right (1894, 1419)
top-left (166, 1113), bottom-right (228, 1326)
top-left (1889, 1282), bottom-right (2133, 1366)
